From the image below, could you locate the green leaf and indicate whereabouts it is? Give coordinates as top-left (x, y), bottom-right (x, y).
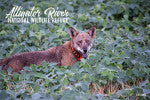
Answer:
top-left (60, 77), bottom-right (69, 86)
top-left (33, 24), bottom-right (39, 32)
top-left (102, 20), bottom-right (107, 27)
top-left (30, 64), bottom-right (36, 72)
top-left (0, 30), bottom-right (6, 35)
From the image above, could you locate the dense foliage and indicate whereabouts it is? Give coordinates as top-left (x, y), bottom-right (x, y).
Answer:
top-left (0, 0), bottom-right (150, 99)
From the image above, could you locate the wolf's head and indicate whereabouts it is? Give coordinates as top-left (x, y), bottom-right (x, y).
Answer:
top-left (69, 27), bottom-right (96, 59)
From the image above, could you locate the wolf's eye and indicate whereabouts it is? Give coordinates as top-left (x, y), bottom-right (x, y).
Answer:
top-left (78, 40), bottom-right (82, 44)
top-left (77, 40), bottom-right (82, 45)
top-left (85, 40), bottom-right (90, 43)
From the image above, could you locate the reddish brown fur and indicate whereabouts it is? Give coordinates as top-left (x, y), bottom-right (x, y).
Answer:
top-left (0, 27), bottom-right (96, 73)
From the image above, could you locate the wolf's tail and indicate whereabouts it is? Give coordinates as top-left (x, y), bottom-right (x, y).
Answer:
top-left (0, 58), bottom-right (10, 68)
top-left (0, 58), bottom-right (7, 66)
top-left (0, 58), bottom-right (10, 73)
top-left (0, 58), bottom-right (11, 73)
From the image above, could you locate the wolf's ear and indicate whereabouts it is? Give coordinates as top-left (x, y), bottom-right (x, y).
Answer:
top-left (69, 27), bottom-right (78, 38)
top-left (87, 26), bottom-right (96, 38)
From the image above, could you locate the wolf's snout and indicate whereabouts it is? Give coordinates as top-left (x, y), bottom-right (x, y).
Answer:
top-left (83, 48), bottom-right (87, 53)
